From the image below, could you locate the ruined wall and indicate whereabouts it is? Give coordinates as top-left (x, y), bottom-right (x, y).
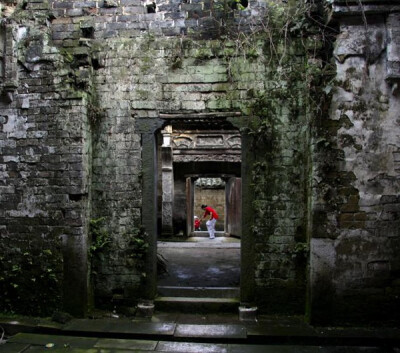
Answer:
top-left (0, 0), bottom-right (319, 315)
top-left (3, 0), bottom-right (398, 325)
top-left (0, 2), bottom-right (92, 315)
top-left (310, 2), bottom-right (400, 324)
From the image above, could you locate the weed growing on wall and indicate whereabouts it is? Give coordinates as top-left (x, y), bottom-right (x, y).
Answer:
top-left (123, 226), bottom-right (149, 279)
top-left (89, 217), bottom-right (111, 259)
top-left (0, 246), bottom-right (63, 316)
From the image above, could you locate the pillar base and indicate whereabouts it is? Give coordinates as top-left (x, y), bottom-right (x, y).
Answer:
top-left (137, 300), bottom-right (155, 318)
top-left (238, 305), bottom-right (258, 321)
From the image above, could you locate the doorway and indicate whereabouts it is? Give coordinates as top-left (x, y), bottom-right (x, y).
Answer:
top-left (193, 177), bottom-right (226, 234)
top-left (156, 119), bottom-right (242, 301)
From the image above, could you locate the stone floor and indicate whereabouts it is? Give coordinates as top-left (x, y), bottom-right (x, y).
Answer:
top-left (157, 237), bottom-right (240, 288)
top-left (1, 313), bottom-right (399, 353)
top-left (1, 332), bottom-right (396, 353)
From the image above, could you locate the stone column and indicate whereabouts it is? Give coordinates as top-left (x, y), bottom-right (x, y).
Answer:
top-left (161, 125), bottom-right (174, 236)
top-left (136, 117), bottom-right (164, 301)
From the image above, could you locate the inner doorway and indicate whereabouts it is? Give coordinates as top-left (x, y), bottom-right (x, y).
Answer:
top-left (193, 177), bottom-right (226, 234)
top-left (156, 118), bottom-right (242, 301)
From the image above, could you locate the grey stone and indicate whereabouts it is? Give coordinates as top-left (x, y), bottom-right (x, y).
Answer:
top-left (95, 338), bottom-right (157, 350)
top-left (156, 341), bottom-right (228, 353)
top-left (175, 324), bottom-right (246, 339)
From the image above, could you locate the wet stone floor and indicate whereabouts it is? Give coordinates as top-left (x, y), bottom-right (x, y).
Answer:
top-left (157, 237), bottom-right (240, 287)
top-left (1, 332), bottom-right (396, 353)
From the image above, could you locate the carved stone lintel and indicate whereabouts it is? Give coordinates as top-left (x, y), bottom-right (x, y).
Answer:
top-left (332, 1), bottom-right (400, 17)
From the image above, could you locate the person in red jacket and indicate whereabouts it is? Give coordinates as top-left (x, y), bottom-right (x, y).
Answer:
top-left (201, 204), bottom-right (219, 239)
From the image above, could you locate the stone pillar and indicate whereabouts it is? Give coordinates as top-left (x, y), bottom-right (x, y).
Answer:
top-left (239, 128), bottom-right (256, 306)
top-left (136, 117), bottom-right (165, 301)
top-left (141, 131), bottom-right (158, 300)
top-left (161, 126), bottom-right (174, 236)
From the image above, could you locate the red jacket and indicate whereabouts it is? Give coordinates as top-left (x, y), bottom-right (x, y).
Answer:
top-left (203, 206), bottom-right (219, 220)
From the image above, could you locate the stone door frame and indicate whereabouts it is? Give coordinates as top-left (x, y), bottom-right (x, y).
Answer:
top-left (136, 112), bottom-right (256, 305)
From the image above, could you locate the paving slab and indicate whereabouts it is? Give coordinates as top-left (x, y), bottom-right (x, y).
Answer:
top-left (0, 343), bottom-right (30, 353)
top-left (315, 326), bottom-right (400, 340)
top-left (228, 344), bottom-right (323, 353)
top-left (62, 319), bottom-right (114, 333)
top-left (8, 333), bottom-right (99, 349)
top-left (62, 319), bottom-right (176, 337)
top-left (106, 322), bottom-right (176, 336)
top-left (174, 324), bottom-right (246, 339)
top-left (317, 348), bottom-right (390, 353)
top-left (95, 338), bottom-right (158, 350)
top-left (227, 345), bottom-right (390, 353)
top-left (246, 316), bottom-right (317, 339)
top-left (246, 322), bottom-right (317, 338)
top-left (24, 348), bottom-right (99, 352)
top-left (156, 341), bottom-right (228, 353)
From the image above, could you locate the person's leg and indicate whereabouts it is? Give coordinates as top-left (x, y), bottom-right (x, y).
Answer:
top-left (209, 218), bottom-right (216, 239)
top-left (206, 220), bottom-right (212, 238)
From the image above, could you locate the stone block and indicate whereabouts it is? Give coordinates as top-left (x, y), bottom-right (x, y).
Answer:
top-left (181, 100), bottom-right (205, 110)
top-left (66, 8), bottom-right (84, 16)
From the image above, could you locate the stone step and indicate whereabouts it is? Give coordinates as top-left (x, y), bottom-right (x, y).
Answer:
top-left (157, 286), bottom-right (240, 298)
top-left (155, 296), bottom-right (240, 313)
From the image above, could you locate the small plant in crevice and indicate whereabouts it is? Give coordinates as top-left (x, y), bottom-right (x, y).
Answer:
top-left (89, 217), bottom-right (111, 259)
top-left (288, 242), bottom-right (309, 262)
top-left (124, 226), bottom-right (149, 279)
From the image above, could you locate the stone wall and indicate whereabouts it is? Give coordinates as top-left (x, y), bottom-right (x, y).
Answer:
top-left (0, 4), bottom-right (92, 315)
top-left (0, 0), bottom-right (399, 325)
top-left (310, 2), bottom-right (400, 324)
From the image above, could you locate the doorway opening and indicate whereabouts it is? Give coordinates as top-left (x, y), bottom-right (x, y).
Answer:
top-left (155, 116), bottom-right (242, 305)
top-left (193, 177), bottom-right (225, 234)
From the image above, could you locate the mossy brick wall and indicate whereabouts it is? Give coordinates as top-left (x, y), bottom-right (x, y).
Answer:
top-left (42, 0), bottom-right (317, 310)
top-left (248, 56), bottom-right (312, 313)
top-left (310, 8), bottom-right (400, 324)
top-left (1, 0), bottom-right (322, 316)
top-left (86, 33), bottom-right (313, 310)
top-left (0, 4), bottom-right (92, 315)
top-left (1, 0), bottom-right (399, 324)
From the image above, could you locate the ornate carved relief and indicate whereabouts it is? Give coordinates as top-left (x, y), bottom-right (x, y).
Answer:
top-left (170, 130), bottom-right (241, 163)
